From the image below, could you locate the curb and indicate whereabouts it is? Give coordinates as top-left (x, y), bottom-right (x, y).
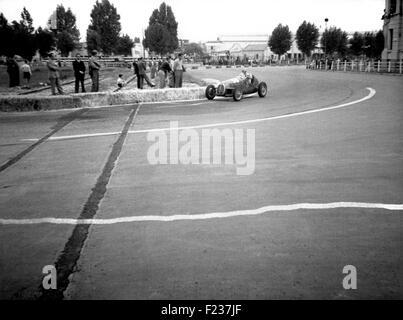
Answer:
top-left (0, 87), bottom-right (207, 112)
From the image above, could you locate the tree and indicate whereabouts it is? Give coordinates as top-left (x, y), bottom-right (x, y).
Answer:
top-left (9, 8), bottom-right (36, 59)
top-left (144, 23), bottom-right (170, 55)
top-left (35, 27), bottom-right (56, 57)
top-left (57, 31), bottom-right (76, 56)
top-left (143, 2), bottom-right (179, 55)
top-left (55, 5), bottom-right (80, 56)
top-left (0, 12), bottom-right (13, 57)
top-left (358, 31), bottom-right (384, 59)
top-left (321, 27), bottom-right (348, 57)
top-left (268, 24), bottom-right (292, 56)
top-left (87, 0), bottom-right (121, 55)
top-left (20, 7), bottom-right (34, 34)
top-left (349, 32), bottom-right (364, 56)
top-left (86, 29), bottom-right (101, 53)
top-left (374, 30), bottom-right (385, 59)
top-left (184, 42), bottom-right (204, 57)
top-left (296, 21), bottom-right (319, 57)
top-left (115, 34), bottom-right (135, 55)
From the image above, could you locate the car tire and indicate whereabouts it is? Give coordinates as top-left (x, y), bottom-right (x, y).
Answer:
top-left (258, 82), bottom-right (268, 98)
top-left (233, 88), bottom-right (243, 101)
top-left (205, 85), bottom-right (216, 100)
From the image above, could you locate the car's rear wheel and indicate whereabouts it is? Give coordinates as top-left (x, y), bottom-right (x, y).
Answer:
top-left (258, 82), bottom-right (268, 98)
top-left (205, 85), bottom-right (216, 100)
top-left (233, 88), bottom-right (243, 101)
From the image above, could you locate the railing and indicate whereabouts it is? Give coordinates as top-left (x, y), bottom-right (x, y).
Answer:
top-left (306, 59), bottom-right (403, 74)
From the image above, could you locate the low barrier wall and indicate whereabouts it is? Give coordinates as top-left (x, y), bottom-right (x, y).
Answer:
top-left (0, 87), bottom-right (206, 112)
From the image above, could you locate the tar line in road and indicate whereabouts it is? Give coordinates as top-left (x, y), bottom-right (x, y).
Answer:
top-left (38, 104), bottom-right (140, 300)
top-left (0, 108), bottom-right (89, 173)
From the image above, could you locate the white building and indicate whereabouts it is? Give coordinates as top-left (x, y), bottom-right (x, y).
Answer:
top-left (131, 43), bottom-right (149, 58)
top-left (205, 34), bottom-right (269, 61)
top-left (205, 34), bottom-right (302, 62)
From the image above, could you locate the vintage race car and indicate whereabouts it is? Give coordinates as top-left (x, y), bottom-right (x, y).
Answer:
top-left (205, 73), bottom-right (268, 101)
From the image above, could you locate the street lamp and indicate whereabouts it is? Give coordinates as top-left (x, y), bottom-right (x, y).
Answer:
top-left (324, 18), bottom-right (329, 61)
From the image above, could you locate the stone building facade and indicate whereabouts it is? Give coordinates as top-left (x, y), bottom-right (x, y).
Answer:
top-left (382, 0), bottom-right (403, 61)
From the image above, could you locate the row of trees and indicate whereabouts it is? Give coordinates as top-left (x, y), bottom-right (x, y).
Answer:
top-left (1, 2), bottom-right (384, 61)
top-left (0, 8), bottom-right (55, 59)
top-left (269, 21), bottom-right (384, 60)
top-left (0, 0), bottom-right (139, 59)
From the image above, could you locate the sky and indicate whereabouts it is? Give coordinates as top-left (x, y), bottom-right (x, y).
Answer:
top-left (0, 0), bottom-right (385, 42)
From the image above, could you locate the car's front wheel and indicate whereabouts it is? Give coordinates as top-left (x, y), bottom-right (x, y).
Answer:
top-left (258, 82), bottom-right (268, 98)
top-left (233, 88), bottom-right (243, 101)
top-left (205, 85), bottom-right (216, 100)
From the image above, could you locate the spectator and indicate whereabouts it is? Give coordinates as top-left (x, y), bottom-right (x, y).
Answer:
top-left (158, 57), bottom-right (172, 89)
top-left (20, 59), bottom-right (32, 88)
top-left (72, 53), bottom-right (86, 93)
top-left (138, 57), bottom-right (155, 89)
top-left (150, 58), bottom-right (157, 79)
top-left (133, 58), bottom-right (140, 89)
top-left (117, 74), bottom-right (126, 88)
top-left (6, 56), bottom-right (20, 88)
top-left (173, 53), bottom-right (186, 88)
top-left (47, 53), bottom-right (64, 95)
top-left (89, 50), bottom-right (101, 92)
top-left (168, 56), bottom-right (175, 88)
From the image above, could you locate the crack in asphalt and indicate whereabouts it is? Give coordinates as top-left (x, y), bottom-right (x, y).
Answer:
top-left (37, 104), bottom-right (140, 300)
top-left (0, 108), bottom-right (89, 174)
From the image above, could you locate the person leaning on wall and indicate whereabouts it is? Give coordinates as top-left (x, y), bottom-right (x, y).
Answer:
top-left (157, 57), bottom-right (172, 89)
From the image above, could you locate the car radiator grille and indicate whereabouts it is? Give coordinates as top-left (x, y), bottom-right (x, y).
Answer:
top-left (217, 84), bottom-right (225, 95)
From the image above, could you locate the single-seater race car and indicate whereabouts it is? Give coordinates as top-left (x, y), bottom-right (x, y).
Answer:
top-left (205, 70), bottom-right (268, 101)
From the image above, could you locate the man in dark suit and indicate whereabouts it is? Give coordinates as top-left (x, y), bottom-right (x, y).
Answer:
top-left (133, 58), bottom-right (140, 89)
top-left (6, 56), bottom-right (20, 88)
top-left (72, 53), bottom-right (86, 93)
top-left (137, 57), bottom-right (155, 89)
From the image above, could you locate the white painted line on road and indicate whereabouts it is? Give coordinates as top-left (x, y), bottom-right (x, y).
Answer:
top-left (21, 88), bottom-right (376, 142)
top-left (129, 88), bottom-right (376, 134)
top-left (1, 202), bottom-right (401, 225)
top-left (22, 131), bottom-right (123, 142)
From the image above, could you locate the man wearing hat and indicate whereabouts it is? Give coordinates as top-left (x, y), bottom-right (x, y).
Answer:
top-left (89, 50), bottom-right (101, 92)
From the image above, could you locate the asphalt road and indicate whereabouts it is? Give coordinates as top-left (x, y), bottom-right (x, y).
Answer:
top-left (0, 66), bottom-right (402, 299)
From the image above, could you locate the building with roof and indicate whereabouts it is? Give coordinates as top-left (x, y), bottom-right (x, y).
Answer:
top-left (205, 34), bottom-right (269, 60)
top-left (242, 44), bottom-right (271, 61)
top-left (205, 34), bottom-right (302, 62)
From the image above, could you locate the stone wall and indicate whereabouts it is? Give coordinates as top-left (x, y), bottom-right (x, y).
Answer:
top-left (0, 87), bottom-right (206, 112)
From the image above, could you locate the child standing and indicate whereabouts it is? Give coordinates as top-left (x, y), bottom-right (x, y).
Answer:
top-left (21, 60), bottom-right (32, 88)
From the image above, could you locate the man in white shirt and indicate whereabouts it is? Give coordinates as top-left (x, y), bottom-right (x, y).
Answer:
top-left (173, 53), bottom-right (186, 88)
top-left (20, 60), bottom-right (32, 88)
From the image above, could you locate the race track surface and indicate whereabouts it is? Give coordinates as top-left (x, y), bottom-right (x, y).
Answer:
top-left (0, 66), bottom-right (402, 299)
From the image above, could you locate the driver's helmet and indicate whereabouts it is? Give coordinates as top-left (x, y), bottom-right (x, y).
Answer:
top-left (240, 69), bottom-right (252, 79)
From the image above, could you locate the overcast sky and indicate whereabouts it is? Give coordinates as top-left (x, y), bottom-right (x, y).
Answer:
top-left (0, 0), bottom-right (385, 42)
